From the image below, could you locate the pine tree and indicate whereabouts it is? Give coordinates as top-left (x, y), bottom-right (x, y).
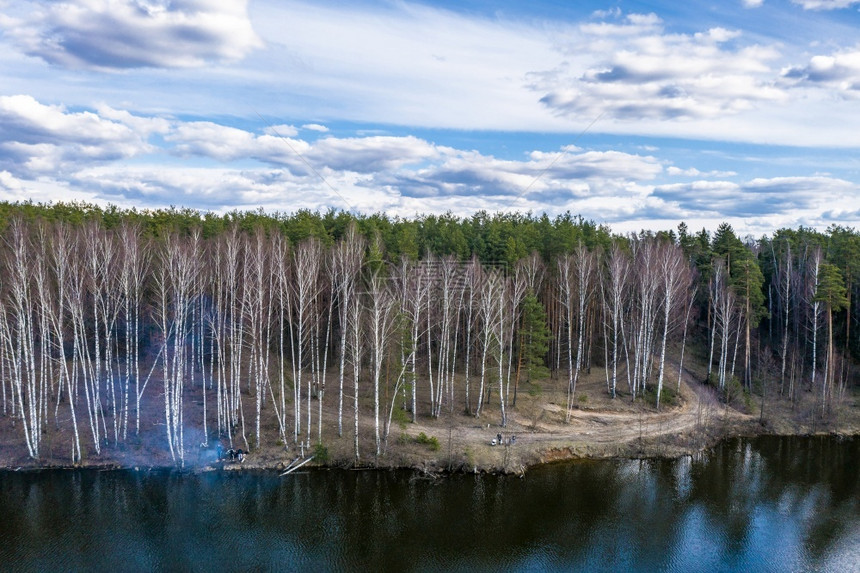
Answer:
top-left (520, 292), bottom-right (551, 384)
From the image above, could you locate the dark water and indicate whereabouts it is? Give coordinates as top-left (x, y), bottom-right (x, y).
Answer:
top-left (1, 436), bottom-right (857, 572)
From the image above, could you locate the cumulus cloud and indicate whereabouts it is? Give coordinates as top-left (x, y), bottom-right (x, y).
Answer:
top-left (166, 123), bottom-right (440, 175)
top-left (70, 164), bottom-right (404, 214)
top-left (782, 48), bottom-right (860, 92)
top-left (0, 94), bottom-right (158, 176)
top-left (167, 121), bottom-right (263, 162)
top-left (653, 175), bottom-right (857, 218)
top-left (531, 13), bottom-right (785, 121)
top-left (3, 0), bottom-right (262, 70)
top-left (372, 147), bottom-right (662, 219)
top-left (0, 170), bottom-right (26, 195)
top-left (56, 161), bottom-right (860, 236)
top-left (164, 121), bottom-right (660, 200)
top-left (0, 96), bottom-right (667, 222)
top-left (306, 136), bottom-right (440, 173)
top-left (3, 94), bottom-right (859, 236)
top-left (72, 166), bottom-right (313, 210)
top-left (0, 168), bottom-right (103, 205)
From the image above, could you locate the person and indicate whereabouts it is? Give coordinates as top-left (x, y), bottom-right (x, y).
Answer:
top-left (497, 432), bottom-right (502, 444)
top-left (216, 444), bottom-right (224, 461)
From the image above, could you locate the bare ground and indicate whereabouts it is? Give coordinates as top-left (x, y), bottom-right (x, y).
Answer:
top-left (1, 356), bottom-right (857, 474)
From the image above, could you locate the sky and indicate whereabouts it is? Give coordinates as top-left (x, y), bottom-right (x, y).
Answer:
top-left (1, 0), bottom-right (859, 236)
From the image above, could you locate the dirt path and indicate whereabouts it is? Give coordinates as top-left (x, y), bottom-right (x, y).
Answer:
top-left (400, 363), bottom-right (756, 472)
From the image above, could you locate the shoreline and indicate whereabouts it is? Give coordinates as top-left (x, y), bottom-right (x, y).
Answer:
top-left (3, 372), bottom-right (857, 476)
top-left (2, 423), bottom-right (856, 476)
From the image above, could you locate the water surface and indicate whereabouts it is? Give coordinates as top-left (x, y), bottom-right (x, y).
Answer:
top-left (1, 436), bottom-right (857, 572)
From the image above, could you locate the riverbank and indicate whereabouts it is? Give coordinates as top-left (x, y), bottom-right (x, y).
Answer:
top-left (2, 362), bottom-right (857, 475)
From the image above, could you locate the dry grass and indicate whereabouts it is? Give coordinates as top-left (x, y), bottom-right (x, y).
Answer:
top-left (1, 350), bottom-right (858, 473)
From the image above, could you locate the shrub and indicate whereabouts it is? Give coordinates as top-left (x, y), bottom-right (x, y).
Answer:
top-left (644, 385), bottom-right (677, 407)
top-left (415, 432), bottom-right (440, 451)
top-left (392, 407), bottom-right (410, 429)
top-left (658, 386), bottom-right (677, 406)
top-left (313, 442), bottom-right (329, 463)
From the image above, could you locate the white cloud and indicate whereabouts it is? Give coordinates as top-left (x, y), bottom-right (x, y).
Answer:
top-left (3, 0), bottom-right (262, 70)
top-left (167, 121), bottom-right (263, 162)
top-left (533, 16), bottom-right (785, 121)
top-left (166, 123), bottom-right (440, 174)
top-left (0, 170), bottom-right (25, 194)
top-left (782, 47), bottom-right (860, 92)
top-left (48, 161), bottom-right (860, 237)
top-left (0, 94), bottom-right (155, 175)
top-left (302, 124), bottom-right (329, 133)
top-left (579, 12), bottom-right (663, 37)
top-left (653, 175), bottom-right (857, 220)
top-left (250, 1), bottom-right (560, 130)
top-left (0, 169), bottom-right (103, 204)
top-left (307, 136), bottom-right (440, 173)
top-left (591, 8), bottom-right (622, 19)
top-left (792, 0), bottom-right (860, 9)
top-left (2, 93), bottom-right (860, 237)
top-left (743, 0), bottom-right (765, 7)
top-left (667, 166), bottom-right (738, 177)
top-left (263, 124), bottom-right (299, 137)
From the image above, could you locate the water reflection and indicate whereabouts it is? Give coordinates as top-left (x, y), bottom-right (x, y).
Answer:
top-left (0, 436), bottom-right (857, 572)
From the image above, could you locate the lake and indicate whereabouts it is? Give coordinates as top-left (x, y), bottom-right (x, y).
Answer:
top-left (1, 436), bottom-right (857, 572)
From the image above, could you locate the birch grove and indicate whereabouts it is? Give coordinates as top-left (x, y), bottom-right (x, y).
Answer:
top-left (0, 207), bottom-right (855, 464)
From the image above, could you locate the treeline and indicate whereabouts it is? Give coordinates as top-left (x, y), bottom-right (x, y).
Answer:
top-left (0, 202), bottom-right (856, 464)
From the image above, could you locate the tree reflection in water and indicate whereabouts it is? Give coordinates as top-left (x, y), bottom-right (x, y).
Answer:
top-left (0, 436), bottom-right (856, 572)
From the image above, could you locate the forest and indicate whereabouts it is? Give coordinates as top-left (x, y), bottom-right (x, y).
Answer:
top-left (0, 201), bottom-right (857, 466)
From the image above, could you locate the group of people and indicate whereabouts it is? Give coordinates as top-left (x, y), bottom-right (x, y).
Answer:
top-left (215, 444), bottom-right (246, 463)
top-left (490, 433), bottom-right (516, 447)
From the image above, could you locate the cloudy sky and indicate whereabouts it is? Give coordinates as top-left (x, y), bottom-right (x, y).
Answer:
top-left (1, 0), bottom-right (859, 235)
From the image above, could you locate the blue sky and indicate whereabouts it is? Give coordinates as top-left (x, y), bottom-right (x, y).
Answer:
top-left (1, 0), bottom-right (859, 235)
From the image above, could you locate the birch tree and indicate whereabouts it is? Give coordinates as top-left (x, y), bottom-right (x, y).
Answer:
top-left (712, 259), bottom-right (737, 390)
top-left (292, 237), bottom-right (322, 448)
top-left (630, 237), bottom-right (661, 398)
top-left (475, 266), bottom-right (502, 419)
top-left (366, 269), bottom-right (398, 457)
top-left (602, 242), bottom-right (630, 399)
top-left (244, 228), bottom-right (272, 449)
top-left (118, 222), bottom-right (148, 438)
top-left (806, 248), bottom-right (823, 397)
top-left (155, 231), bottom-right (200, 464)
top-left (270, 232), bottom-right (292, 444)
top-left (2, 218), bottom-right (41, 458)
top-left (655, 242), bottom-right (691, 408)
top-left (401, 258), bottom-right (428, 421)
top-left (48, 222), bottom-right (82, 461)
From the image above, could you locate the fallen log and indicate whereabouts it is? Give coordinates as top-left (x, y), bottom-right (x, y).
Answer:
top-left (280, 456), bottom-right (314, 476)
